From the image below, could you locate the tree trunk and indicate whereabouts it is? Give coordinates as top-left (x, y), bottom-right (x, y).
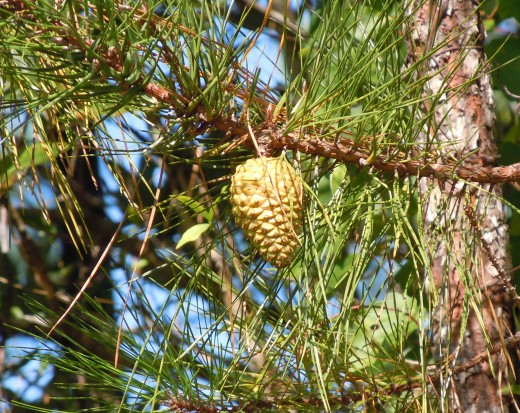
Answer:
top-left (407, 1), bottom-right (517, 411)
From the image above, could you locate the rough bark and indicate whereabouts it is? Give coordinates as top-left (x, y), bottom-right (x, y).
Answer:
top-left (407, 1), bottom-right (517, 411)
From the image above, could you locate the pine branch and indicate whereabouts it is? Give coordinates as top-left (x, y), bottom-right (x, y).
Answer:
top-left (4, 1), bottom-right (520, 185)
top-left (72, 24), bottom-right (520, 184)
top-left (93, 43), bottom-right (520, 185)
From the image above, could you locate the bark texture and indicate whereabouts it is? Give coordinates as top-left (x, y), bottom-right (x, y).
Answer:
top-left (407, 1), bottom-right (517, 411)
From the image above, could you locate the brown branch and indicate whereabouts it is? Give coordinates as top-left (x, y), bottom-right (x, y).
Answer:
top-left (272, 132), bottom-right (520, 184)
top-left (144, 75), bottom-right (520, 184)
top-left (110, 52), bottom-right (520, 184)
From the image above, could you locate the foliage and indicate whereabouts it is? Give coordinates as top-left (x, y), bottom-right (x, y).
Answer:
top-left (1, 0), bottom-right (520, 412)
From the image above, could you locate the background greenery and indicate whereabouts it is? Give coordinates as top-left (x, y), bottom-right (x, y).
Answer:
top-left (1, 0), bottom-right (520, 412)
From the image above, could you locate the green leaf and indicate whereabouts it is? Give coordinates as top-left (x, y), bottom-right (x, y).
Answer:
top-left (487, 37), bottom-right (520, 95)
top-left (176, 223), bottom-right (210, 249)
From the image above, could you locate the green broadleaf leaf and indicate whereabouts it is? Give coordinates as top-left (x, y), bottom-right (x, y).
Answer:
top-left (176, 223), bottom-right (210, 249)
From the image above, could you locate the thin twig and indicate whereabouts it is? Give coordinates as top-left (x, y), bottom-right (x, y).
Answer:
top-left (48, 208), bottom-right (128, 337)
top-left (464, 204), bottom-right (520, 304)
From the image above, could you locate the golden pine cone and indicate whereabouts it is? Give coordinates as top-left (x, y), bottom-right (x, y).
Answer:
top-left (230, 156), bottom-right (303, 268)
